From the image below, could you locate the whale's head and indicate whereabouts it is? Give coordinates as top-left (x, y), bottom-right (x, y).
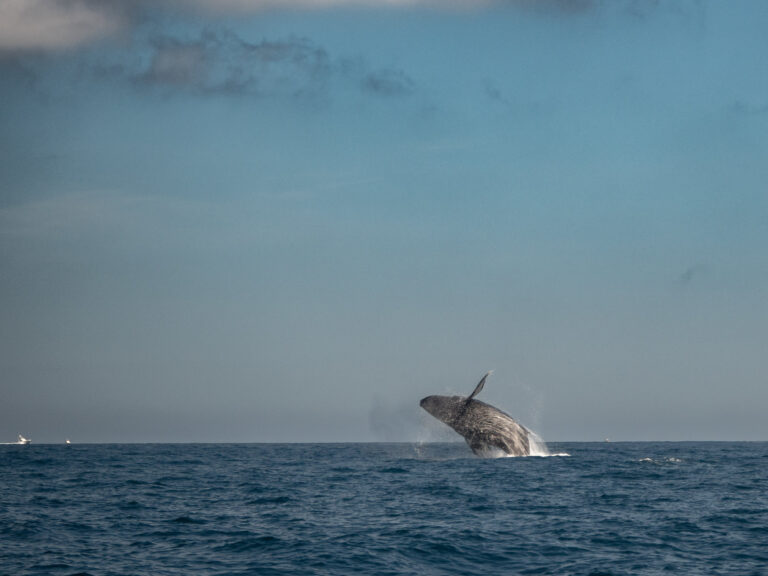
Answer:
top-left (420, 395), bottom-right (465, 425)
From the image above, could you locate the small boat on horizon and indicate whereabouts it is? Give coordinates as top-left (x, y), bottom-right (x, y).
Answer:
top-left (17, 435), bottom-right (31, 445)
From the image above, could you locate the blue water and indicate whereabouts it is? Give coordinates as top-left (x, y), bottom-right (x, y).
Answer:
top-left (2, 443), bottom-right (767, 575)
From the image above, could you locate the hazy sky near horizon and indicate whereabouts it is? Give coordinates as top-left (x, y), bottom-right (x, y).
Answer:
top-left (1, 0), bottom-right (767, 443)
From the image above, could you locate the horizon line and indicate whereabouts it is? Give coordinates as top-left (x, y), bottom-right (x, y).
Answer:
top-left (4, 439), bottom-right (768, 446)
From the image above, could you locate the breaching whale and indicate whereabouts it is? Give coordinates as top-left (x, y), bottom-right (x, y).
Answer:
top-left (419, 371), bottom-right (533, 457)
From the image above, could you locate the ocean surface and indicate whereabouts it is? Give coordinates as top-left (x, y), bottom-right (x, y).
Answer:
top-left (2, 442), bottom-right (767, 575)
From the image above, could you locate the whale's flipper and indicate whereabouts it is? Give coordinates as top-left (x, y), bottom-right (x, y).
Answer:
top-left (468, 430), bottom-right (530, 457)
top-left (466, 371), bottom-right (492, 405)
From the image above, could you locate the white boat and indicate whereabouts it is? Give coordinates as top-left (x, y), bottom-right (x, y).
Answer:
top-left (17, 434), bottom-right (31, 445)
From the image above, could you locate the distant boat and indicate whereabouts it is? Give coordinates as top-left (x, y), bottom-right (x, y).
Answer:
top-left (65, 439), bottom-right (71, 445)
top-left (17, 435), bottom-right (31, 445)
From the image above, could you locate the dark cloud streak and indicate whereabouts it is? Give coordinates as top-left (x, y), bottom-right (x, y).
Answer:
top-left (1, 0), bottom-right (688, 55)
top-left (134, 31), bottom-right (333, 98)
top-left (361, 68), bottom-right (415, 98)
top-left (680, 264), bottom-right (706, 285)
top-left (729, 100), bottom-right (768, 117)
top-left (92, 28), bottom-right (415, 101)
top-left (508, 0), bottom-right (596, 15)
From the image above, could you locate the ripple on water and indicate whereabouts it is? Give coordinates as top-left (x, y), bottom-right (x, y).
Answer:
top-left (2, 442), bottom-right (768, 575)
top-left (170, 516), bottom-right (206, 524)
top-left (247, 495), bottom-right (291, 505)
top-left (215, 535), bottom-right (283, 553)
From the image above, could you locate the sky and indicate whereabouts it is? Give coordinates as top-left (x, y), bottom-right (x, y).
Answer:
top-left (1, 0), bottom-right (767, 443)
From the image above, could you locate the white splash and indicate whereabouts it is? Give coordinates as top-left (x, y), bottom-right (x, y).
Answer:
top-left (528, 432), bottom-right (550, 456)
top-left (475, 445), bottom-right (512, 458)
top-left (474, 432), bottom-right (570, 458)
top-left (528, 433), bottom-right (571, 457)
top-left (638, 456), bottom-right (682, 464)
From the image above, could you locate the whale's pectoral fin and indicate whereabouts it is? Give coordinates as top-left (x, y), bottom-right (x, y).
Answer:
top-left (469, 433), bottom-right (530, 457)
top-left (499, 433), bottom-right (530, 457)
top-left (466, 370), bottom-right (492, 404)
top-left (468, 438), bottom-right (487, 455)
top-left (467, 433), bottom-right (514, 456)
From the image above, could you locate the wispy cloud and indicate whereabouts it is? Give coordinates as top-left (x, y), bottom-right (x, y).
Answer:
top-left (0, 0), bottom-right (129, 52)
top-left (511, 0), bottom-right (595, 15)
top-left (0, 0), bottom-right (457, 53)
top-left (729, 100), bottom-right (768, 117)
top-left (170, 0), bottom-right (450, 9)
top-left (93, 28), bottom-right (414, 101)
top-left (0, 0), bottom-right (620, 53)
top-left (361, 68), bottom-right (414, 97)
top-left (680, 264), bottom-right (707, 285)
top-left (484, 79), bottom-right (512, 108)
top-left (135, 31), bottom-right (333, 98)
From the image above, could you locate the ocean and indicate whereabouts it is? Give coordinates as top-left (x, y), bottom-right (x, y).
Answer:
top-left (1, 442), bottom-right (767, 575)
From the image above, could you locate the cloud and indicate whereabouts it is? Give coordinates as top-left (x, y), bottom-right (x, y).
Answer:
top-left (1, 0), bottom-right (695, 57)
top-left (133, 31), bottom-right (332, 98)
top-left (729, 100), bottom-right (768, 116)
top-left (680, 264), bottom-right (706, 285)
top-left (0, 0), bottom-right (473, 53)
top-left (0, 0), bottom-right (607, 53)
top-left (163, 0), bottom-right (489, 12)
top-left (361, 68), bottom-right (414, 97)
top-left (368, 397), bottom-right (430, 441)
top-left (510, 0), bottom-right (595, 14)
top-left (0, 0), bottom-right (129, 52)
top-left (484, 79), bottom-right (513, 108)
top-left (93, 28), bottom-right (414, 101)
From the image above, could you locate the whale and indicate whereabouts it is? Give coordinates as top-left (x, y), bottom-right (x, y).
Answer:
top-left (419, 371), bottom-right (533, 457)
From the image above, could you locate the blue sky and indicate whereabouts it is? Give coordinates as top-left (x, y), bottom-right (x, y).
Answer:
top-left (1, 0), bottom-right (767, 443)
